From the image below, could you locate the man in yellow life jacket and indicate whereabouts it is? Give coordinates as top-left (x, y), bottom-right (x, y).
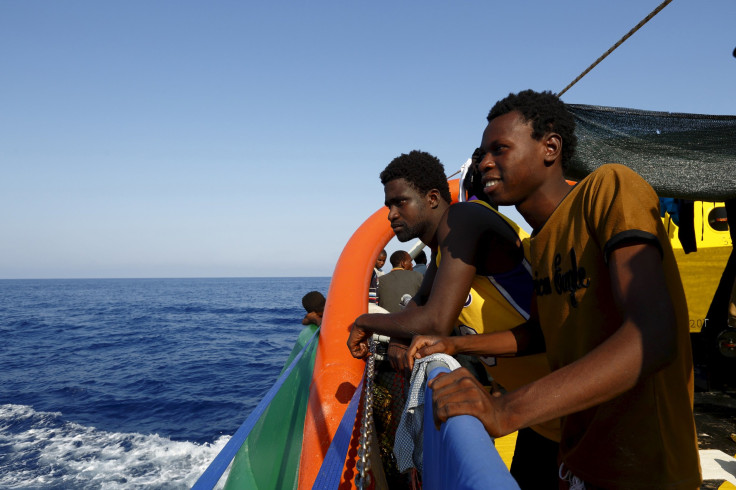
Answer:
top-left (347, 149), bottom-right (559, 488)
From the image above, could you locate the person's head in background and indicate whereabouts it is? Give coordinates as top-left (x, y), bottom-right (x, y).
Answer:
top-left (375, 250), bottom-right (387, 271)
top-left (413, 250), bottom-right (428, 274)
top-left (301, 291), bottom-right (326, 326)
top-left (389, 250), bottom-right (413, 271)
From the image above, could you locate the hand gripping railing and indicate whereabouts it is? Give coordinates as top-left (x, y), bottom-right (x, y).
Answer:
top-left (422, 360), bottom-right (520, 490)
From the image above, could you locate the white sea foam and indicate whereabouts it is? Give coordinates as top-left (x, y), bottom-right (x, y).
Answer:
top-left (0, 404), bottom-right (232, 489)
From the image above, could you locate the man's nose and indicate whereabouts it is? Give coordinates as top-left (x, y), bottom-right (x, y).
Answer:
top-left (387, 206), bottom-right (398, 221)
top-left (478, 154), bottom-right (495, 173)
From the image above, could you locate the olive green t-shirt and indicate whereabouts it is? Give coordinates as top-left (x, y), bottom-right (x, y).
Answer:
top-left (530, 164), bottom-right (700, 489)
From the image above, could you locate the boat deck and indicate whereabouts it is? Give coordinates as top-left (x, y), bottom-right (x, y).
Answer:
top-left (695, 390), bottom-right (736, 489)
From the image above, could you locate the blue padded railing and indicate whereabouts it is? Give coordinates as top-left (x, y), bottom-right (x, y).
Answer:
top-left (423, 363), bottom-right (520, 490)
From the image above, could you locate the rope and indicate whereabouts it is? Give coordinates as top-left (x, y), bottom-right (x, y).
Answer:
top-left (191, 327), bottom-right (320, 490)
top-left (557, 0), bottom-right (674, 97)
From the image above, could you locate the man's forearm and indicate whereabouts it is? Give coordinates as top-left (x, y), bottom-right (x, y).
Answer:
top-left (452, 321), bottom-right (542, 357)
top-left (493, 320), bottom-right (651, 435)
top-left (354, 309), bottom-right (449, 339)
top-left (450, 330), bottom-right (520, 357)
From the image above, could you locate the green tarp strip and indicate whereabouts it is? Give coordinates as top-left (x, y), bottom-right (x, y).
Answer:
top-left (223, 324), bottom-right (319, 490)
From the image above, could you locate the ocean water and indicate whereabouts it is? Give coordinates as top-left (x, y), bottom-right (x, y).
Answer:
top-left (0, 277), bottom-right (331, 489)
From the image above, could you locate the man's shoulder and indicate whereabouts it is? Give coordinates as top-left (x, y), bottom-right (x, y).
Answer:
top-left (444, 200), bottom-right (517, 235)
top-left (582, 163), bottom-right (649, 189)
top-left (379, 269), bottom-right (421, 286)
top-left (571, 164), bottom-right (657, 211)
top-left (540, 163), bottom-right (662, 247)
top-left (448, 200), bottom-right (496, 217)
top-left (380, 270), bottom-right (396, 279)
top-left (376, 272), bottom-right (393, 289)
top-left (390, 268), bottom-right (423, 277)
top-left (397, 268), bottom-right (423, 277)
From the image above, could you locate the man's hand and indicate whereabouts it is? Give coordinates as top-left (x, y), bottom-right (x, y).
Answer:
top-left (302, 311), bottom-right (321, 326)
top-left (347, 323), bottom-right (371, 358)
top-left (387, 339), bottom-right (411, 374)
top-left (406, 335), bottom-right (457, 371)
top-left (428, 367), bottom-right (510, 438)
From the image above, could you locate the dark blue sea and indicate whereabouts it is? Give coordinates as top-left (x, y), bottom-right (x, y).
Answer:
top-left (0, 277), bottom-right (330, 489)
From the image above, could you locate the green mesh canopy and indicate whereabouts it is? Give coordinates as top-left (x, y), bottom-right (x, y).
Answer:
top-left (566, 104), bottom-right (736, 201)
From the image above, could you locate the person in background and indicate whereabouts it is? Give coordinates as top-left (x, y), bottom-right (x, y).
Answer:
top-left (301, 291), bottom-right (325, 327)
top-left (377, 250), bottom-right (424, 313)
top-left (415, 89), bottom-right (701, 489)
top-left (347, 150), bottom-right (559, 488)
top-left (412, 250), bottom-right (428, 275)
top-left (369, 249), bottom-right (387, 305)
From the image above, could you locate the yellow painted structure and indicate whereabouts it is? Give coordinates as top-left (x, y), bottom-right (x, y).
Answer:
top-left (663, 202), bottom-right (732, 332)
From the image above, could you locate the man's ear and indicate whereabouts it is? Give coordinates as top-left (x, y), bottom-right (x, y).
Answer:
top-left (426, 188), bottom-right (441, 208)
top-left (543, 133), bottom-right (563, 165)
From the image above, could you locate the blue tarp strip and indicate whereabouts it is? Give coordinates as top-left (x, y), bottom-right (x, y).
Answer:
top-left (311, 377), bottom-right (363, 489)
top-left (423, 366), bottom-right (520, 490)
top-left (192, 328), bottom-right (320, 490)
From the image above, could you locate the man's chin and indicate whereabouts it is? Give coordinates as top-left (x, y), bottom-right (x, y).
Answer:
top-left (394, 231), bottom-right (414, 242)
top-left (484, 196), bottom-right (509, 208)
top-left (484, 190), bottom-right (516, 208)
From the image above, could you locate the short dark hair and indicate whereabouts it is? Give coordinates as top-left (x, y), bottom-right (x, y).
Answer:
top-left (301, 291), bottom-right (325, 313)
top-left (487, 90), bottom-right (577, 168)
top-left (414, 250), bottom-right (427, 264)
top-left (389, 250), bottom-right (408, 267)
top-left (380, 150), bottom-right (452, 204)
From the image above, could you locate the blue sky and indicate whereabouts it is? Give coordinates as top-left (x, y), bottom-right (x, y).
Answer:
top-left (1, 0), bottom-right (734, 279)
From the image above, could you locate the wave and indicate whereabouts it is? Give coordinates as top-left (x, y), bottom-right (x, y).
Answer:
top-left (0, 404), bottom-right (230, 489)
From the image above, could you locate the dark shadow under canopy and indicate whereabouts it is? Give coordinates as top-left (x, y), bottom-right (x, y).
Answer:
top-left (567, 104), bottom-right (736, 201)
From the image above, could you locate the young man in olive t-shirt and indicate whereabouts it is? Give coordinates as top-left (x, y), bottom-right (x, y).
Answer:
top-left (414, 90), bottom-right (701, 489)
